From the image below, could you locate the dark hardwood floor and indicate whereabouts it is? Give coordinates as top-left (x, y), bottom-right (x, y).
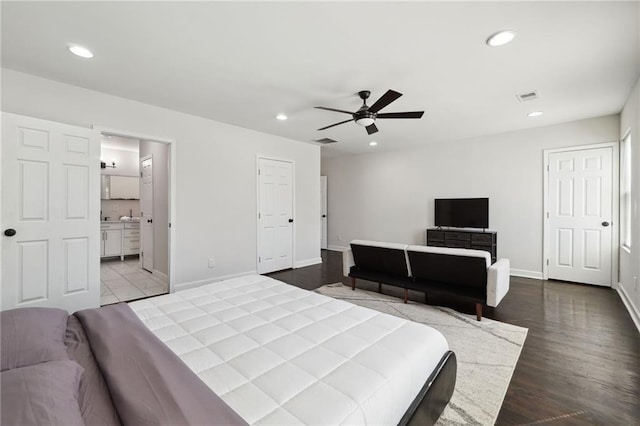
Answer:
top-left (269, 250), bottom-right (640, 425)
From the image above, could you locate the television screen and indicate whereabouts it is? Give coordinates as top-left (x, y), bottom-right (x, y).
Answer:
top-left (435, 198), bottom-right (489, 229)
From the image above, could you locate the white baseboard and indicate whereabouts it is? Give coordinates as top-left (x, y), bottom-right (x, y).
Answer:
top-left (152, 269), bottom-right (168, 283)
top-left (617, 282), bottom-right (640, 334)
top-left (327, 245), bottom-right (348, 252)
top-left (174, 270), bottom-right (257, 292)
top-left (295, 257), bottom-right (322, 268)
top-left (510, 269), bottom-right (544, 280)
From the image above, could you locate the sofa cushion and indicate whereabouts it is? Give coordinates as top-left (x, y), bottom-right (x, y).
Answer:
top-left (407, 246), bottom-right (488, 291)
top-left (407, 245), bottom-right (491, 268)
top-left (350, 240), bottom-right (411, 278)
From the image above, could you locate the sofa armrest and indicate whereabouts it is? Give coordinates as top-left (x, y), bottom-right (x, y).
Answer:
top-left (487, 258), bottom-right (510, 307)
top-left (343, 248), bottom-right (355, 277)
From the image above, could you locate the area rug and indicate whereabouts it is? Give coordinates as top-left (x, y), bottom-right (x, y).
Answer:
top-left (315, 283), bottom-right (528, 426)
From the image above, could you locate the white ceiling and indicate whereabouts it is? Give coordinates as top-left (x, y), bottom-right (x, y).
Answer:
top-left (2, 2), bottom-right (639, 158)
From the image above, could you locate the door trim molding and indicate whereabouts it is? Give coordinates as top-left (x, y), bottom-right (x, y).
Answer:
top-left (256, 156), bottom-right (296, 273)
top-left (94, 126), bottom-right (176, 293)
top-left (542, 141), bottom-right (619, 285)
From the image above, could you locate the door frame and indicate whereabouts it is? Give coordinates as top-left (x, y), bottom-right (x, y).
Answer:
top-left (542, 141), bottom-right (619, 285)
top-left (256, 155), bottom-right (296, 273)
top-left (94, 126), bottom-right (176, 292)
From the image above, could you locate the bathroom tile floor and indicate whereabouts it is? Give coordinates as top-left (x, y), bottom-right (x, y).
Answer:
top-left (100, 256), bottom-right (168, 305)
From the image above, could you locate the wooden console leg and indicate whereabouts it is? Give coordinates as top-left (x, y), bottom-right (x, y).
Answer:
top-left (403, 289), bottom-right (408, 304)
top-left (476, 303), bottom-right (482, 321)
top-left (351, 277), bottom-right (356, 291)
top-left (378, 283), bottom-right (382, 293)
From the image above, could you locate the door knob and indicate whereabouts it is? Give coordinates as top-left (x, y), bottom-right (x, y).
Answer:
top-left (288, 218), bottom-right (294, 223)
top-left (322, 215), bottom-right (326, 218)
top-left (147, 219), bottom-right (153, 223)
top-left (4, 228), bottom-right (16, 237)
top-left (601, 221), bottom-right (610, 227)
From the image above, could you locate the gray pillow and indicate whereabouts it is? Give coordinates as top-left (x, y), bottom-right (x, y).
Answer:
top-left (1, 307), bottom-right (70, 371)
top-left (0, 360), bottom-right (85, 426)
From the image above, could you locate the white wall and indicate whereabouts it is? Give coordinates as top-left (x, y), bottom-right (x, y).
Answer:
top-left (139, 140), bottom-right (170, 276)
top-left (619, 75), bottom-right (640, 328)
top-left (2, 69), bottom-right (321, 288)
top-left (322, 115), bottom-right (620, 277)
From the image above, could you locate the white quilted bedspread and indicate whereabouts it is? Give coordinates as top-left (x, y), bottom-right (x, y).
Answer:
top-left (129, 275), bottom-right (448, 425)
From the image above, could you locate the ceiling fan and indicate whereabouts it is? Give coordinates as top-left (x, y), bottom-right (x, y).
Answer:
top-left (315, 89), bottom-right (424, 135)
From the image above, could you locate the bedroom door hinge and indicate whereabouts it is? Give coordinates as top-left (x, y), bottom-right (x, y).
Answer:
top-left (258, 212), bottom-right (261, 219)
top-left (547, 164), bottom-right (549, 172)
top-left (258, 169), bottom-right (261, 175)
top-left (140, 171), bottom-right (143, 177)
top-left (546, 259), bottom-right (549, 266)
top-left (259, 257), bottom-right (261, 263)
top-left (546, 212), bottom-right (549, 219)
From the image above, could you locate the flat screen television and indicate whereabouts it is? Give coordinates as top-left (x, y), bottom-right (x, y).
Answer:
top-left (434, 198), bottom-right (489, 229)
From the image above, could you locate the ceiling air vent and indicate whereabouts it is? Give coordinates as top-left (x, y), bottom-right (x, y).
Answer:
top-left (516, 91), bottom-right (539, 102)
top-left (314, 138), bottom-right (338, 144)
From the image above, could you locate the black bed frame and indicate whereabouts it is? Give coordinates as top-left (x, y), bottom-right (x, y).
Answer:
top-left (399, 351), bottom-right (457, 426)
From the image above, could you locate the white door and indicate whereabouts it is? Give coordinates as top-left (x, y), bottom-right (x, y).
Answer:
top-left (321, 176), bottom-right (328, 249)
top-left (1, 113), bottom-right (100, 312)
top-left (140, 156), bottom-right (153, 272)
top-left (548, 147), bottom-right (613, 286)
top-left (258, 158), bottom-right (293, 274)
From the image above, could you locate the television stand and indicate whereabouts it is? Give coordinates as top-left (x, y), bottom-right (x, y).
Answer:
top-left (426, 228), bottom-right (497, 263)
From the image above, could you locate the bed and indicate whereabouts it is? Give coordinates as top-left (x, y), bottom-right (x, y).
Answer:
top-left (1, 275), bottom-right (456, 425)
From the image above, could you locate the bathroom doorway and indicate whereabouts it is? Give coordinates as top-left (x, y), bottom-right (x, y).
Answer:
top-left (99, 134), bottom-right (170, 305)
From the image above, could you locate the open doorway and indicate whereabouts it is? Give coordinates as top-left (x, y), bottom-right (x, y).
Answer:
top-left (99, 134), bottom-right (170, 304)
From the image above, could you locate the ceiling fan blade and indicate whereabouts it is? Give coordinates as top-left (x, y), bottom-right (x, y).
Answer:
top-left (318, 118), bottom-right (355, 131)
top-left (314, 106), bottom-right (354, 115)
top-left (368, 90), bottom-right (402, 113)
top-left (366, 123), bottom-right (379, 135)
top-left (376, 111), bottom-right (425, 119)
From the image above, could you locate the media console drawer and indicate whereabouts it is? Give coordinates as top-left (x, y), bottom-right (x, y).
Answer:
top-left (445, 232), bottom-right (471, 242)
top-left (426, 228), bottom-right (497, 263)
top-left (471, 233), bottom-right (495, 245)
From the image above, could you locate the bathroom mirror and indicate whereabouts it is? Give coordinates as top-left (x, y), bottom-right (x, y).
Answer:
top-left (101, 176), bottom-right (140, 200)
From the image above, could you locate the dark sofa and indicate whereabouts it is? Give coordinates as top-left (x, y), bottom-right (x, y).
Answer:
top-left (343, 240), bottom-right (510, 320)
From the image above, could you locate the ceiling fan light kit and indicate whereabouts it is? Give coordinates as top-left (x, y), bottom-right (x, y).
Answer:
top-left (315, 89), bottom-right (424, 135)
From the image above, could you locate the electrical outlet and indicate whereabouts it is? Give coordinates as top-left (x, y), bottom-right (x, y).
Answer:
top-left (208, 258), bottom-right (215, 268)
top-left (337, 235), bottom-right (342, 241)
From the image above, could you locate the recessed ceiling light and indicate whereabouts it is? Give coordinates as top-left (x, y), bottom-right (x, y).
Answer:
top-left (528, 111), bottom-right (543, 117)
top-left (67, 44), bottom-right (94, 58)
top-left (369, 141), bottom-right (378, 146)
top-left (276, 114), bottom-right (288, 121)
top-left (486, 30), bottom-right (516, 47)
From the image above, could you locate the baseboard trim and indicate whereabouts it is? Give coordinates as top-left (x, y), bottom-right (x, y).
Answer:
top-left (174, 270), bottom-right (257, 292)
top-left (617, 283), bottom-right (640, 334)
top-left (510, 269), bottom-right (544, 280)
top-left (327, 245), bottom-right (348, 252)
top-left (295, 257), bottom-right (322, 268)
top-left (152, 269), bottom-right (168, 283)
